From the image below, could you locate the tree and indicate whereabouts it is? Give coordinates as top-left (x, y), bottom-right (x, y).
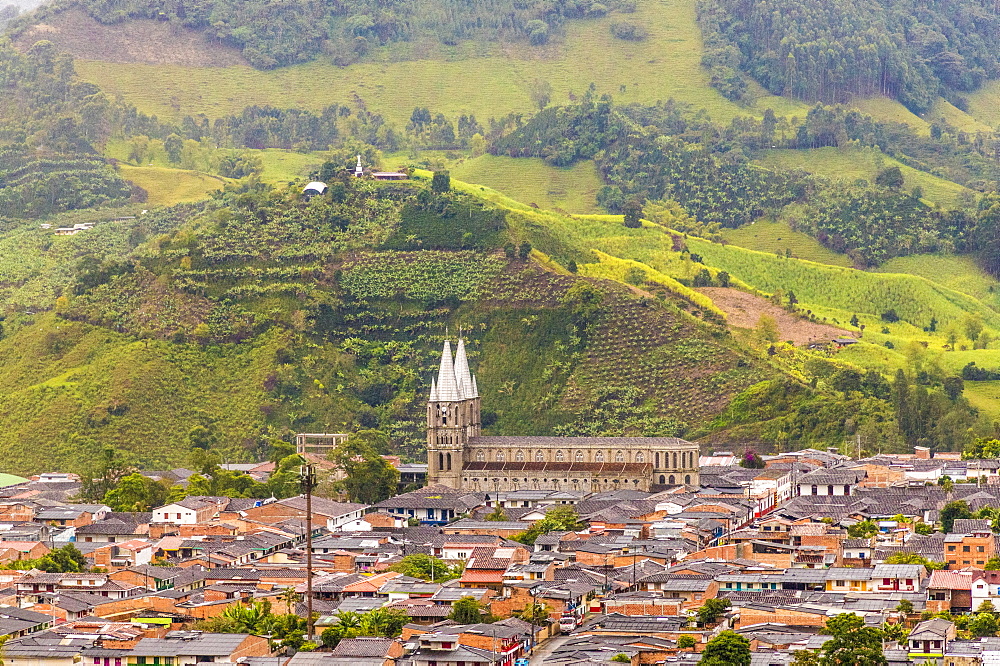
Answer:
top-left (528, 79), bottom-right (553, 110)
top-left (818, 613), bottom-right (886, 666)
top-left (391, 554), bottom-right (462, 582)
top-left (329, 430), bottom-right (399, 504)
top-left (518, 242), bottom-right (532, 260)
top-left (846, 520), bottom-right (877, 538)
top-left (791, 650), bottom-right (820, 666)
top-left (739, 448), bottom-right (764, 468)
top-left (513, 505), bottom-right (585, 545)
top-left (896, 599), bottom-right (914, 614)
top-left (80, 446), bottom-right (137, 502)
top-left (969, 611), bottom-right (999, 637)
top-left (484, 505), bottom-right (508, 521)
top-left (700, 630), bottom-right (750, 666)
top-left (611, 654), bottom-right (630, 663)
top-left (965, 313), bottom-right (985, 343)
top-left (696, 598), bottom-right (731, 625)
top-left (717, 271), bottom-right (730, 287)
top-left (278, 587), bottom-right (301, 615)
top-left (875, 166), bottom-right (904, 190)
top-left (883, 552), bottom-right (946, 571)
top-left (943, 376), bottom-right (964, 400)
top-left (985, 556), bottom-right (1000, 571)
top-left (320, 608), bottom-right (410, 648)
top-left (756, 314), bottom-right (779, 344)
top-left (977, 600), bottom-right (997, 614)
top-left (622, 198), bottom-right (643, 228)
top-left (676, 635), bottom-right (697, 650)
top-left (431, 170), bottom-right (451, 194)
top-left (449, 596), bottom-right (490, 623)
top-left (942, 500), bottom-right (973, 533)
top-left (164, 133), bottom-right (183, 163)
top-left (516, 601), bottom-right (550, 626)
top-left (102, 472), bottom-right (169, 511)
top-left (850, 314), bottom-right (859, 327)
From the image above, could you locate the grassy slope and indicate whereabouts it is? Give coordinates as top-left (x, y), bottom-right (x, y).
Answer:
top-left (875, 254), bottom-right (1000, 308)
top-left (721, 220), bottom-right (853, 267)
top-left (450, 156), bottom-right (603, 214)
top-left (966, 82), bottom-right (1000, 128)
top-left (925, 98), bottom-right (994, 133)
top-left (119, 165), bottom-right (226, 206)
top-left (756, 146), bottom-right (972, 209)
top-left (74, 0), bottom-right (809, 127)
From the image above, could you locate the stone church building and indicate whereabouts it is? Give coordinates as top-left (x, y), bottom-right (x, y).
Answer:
top-left (426, 339), bottom-right (700, 493)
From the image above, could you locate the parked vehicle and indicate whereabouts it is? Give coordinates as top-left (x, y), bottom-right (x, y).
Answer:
top-left (559, 615), bottom-right (579, 632)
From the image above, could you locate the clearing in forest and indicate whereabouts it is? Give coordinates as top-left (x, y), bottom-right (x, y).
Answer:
top-left (699, 287), bottom-right (850, 346)
top-left (15, 8), bottom-right (245, 66)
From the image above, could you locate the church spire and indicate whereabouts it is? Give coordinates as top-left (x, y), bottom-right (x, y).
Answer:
top-left (454, 338), bottom-right (474, 400)
top-left (435, 340), bottom-right (461, 401)
top-left (429, 377), bottom-right (438, 402)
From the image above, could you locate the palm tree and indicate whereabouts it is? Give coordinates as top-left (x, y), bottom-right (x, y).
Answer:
top-left (278, 587), bottom-right (301, 615)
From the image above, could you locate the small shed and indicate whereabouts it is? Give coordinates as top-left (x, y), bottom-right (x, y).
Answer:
top-left (832, 337), bottom-right (858, 348)
top-left (302, 181), bottom-right (328, 198)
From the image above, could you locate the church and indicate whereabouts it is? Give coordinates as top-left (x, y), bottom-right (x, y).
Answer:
top-left (426, 339), bottom-right (700, 493)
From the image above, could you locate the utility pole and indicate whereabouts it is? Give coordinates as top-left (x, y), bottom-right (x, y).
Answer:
top-left (300, 462), bottom-right (317, 642)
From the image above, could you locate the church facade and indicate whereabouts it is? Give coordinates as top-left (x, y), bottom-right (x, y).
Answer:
top-left (426, 340), bottom-right (700, 493)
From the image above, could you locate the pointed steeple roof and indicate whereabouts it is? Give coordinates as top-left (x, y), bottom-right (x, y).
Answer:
top-left (435, 340), bottom-right (461, 401)
top-left (429, 378), bottom-right (438, 402)
top-left (472, 375), bottom-right (479, 398)
top-left (454, 338), bottom-right (474, 400)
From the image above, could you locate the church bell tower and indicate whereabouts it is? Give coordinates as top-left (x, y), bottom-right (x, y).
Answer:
top-left (426, 339), bottom-right (481, 488)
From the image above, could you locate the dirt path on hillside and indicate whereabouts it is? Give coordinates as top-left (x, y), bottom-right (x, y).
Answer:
top-left (16, 9), bottom-right (246, 66)
top-left (698, 287), bottom-right (851, 346)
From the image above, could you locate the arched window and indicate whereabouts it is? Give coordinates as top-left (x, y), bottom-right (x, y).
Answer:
top-left (615, 451), bottom-right (625, 463)
top-left (659, 475), bottom-right (666, 484)
top-left (635, 452), bottom-right (645, 463)
top-left (595, 451), bottom-right (605, 462)
top-left (535, 451), bottom-right (545, 462)
top-left (684, 474), bottom-right (691, 484)
top-left (576, 450), bottom-right (585, 462)
top-left (475, 450), bottom-right (485, 461)
top-left (446, 453), bottom-right (452, 471)
top-left (556, 450), bottom-right (565, 462)
top-left (438, 453), bottom-right (444, 470)
top-left (669, 475), bottom-right (676, 485)
top-left (672, 452), bottom-right (677, 468)
top-left (515, 450), bottom-right (524, 462)
top-left (496, 451), bottom-right (505, 462)
top-left (656, 452), bottom-right (661, 467)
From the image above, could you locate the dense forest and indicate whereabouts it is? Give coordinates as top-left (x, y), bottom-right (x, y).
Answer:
top-left (698, 0), bottom-right (1000, 112)
top-left (11, 0), bottom-right (619, 68)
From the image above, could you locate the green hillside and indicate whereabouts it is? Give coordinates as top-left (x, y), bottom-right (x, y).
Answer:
top-left (0, 178), bottom-right (773, 474)
top-left (70, 0), bottom-right (806, 126)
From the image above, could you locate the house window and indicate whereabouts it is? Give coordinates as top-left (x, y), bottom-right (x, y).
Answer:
top-left (811, 485), bottom-right (818, 495)
top-left (964, 546), bottom-right (971, 552)
top-left (575, 451), bottom-right (584, 462)
top-left (669, 475), bottom-right (675, 484)
top-left (635, 452), bottom-right (644, 463)
top-left (615, 451), bottom-right (625, 462)
top-left (948, 545), bottom-right (956, 552)
top-left (496, 451), bottom-right (505, 462)
top-left (556, 450), bottom-right (565, 462)
top-left (515, 451), bottom-right (524, 462)
top-left (476, 450), bottom-right (485, 461)
top-left (138, 659), bottom-right (146, 665)
top-left (536, 451), bottom-right (544, 462)
top-left (836, 580), bottom-right (845, 587)
top-left (595, 451), bottom-right (605, 462)
top-left (979, 546), bottom-right (985, 552)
